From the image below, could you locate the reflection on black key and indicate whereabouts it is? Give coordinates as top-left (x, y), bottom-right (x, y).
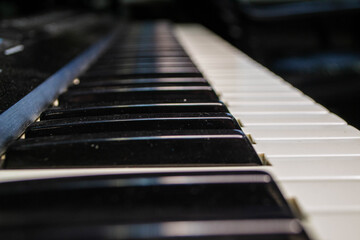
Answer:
top-left (95, 56), bottom-right (192, 65)
top-left (0, 171), bottom-right (310, 239)
top-left (5, 129), bottom-right (262, 168)
top-left (89, 61), bottom-right (196, 71)
top-left (59, 86), bottom-right (219, 106)
top-left (41, 102), bottom-right (230, 120)
top-left (26, 112), bottom-right (240, 137)
top-left (72, 78), bottom-right (209, 88)
top-left (100, 50), bottom-right (188, 59)
top-left (0, 171), bottom-right (292, 221)
top-left (82, 66), bottom-right (202, 79)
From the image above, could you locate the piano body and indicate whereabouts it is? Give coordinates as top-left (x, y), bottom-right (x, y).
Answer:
top-left (0, 1), bottom-right (359, 240)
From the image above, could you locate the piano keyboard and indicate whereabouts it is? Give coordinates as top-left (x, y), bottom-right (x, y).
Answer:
top-left (175, 24), bottom-right (360, 240)
top-left (0, 22), bottom-right (359, 240)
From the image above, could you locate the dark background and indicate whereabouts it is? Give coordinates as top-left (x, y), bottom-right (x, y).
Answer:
top-left (1, 0), bottom-right (360, 128)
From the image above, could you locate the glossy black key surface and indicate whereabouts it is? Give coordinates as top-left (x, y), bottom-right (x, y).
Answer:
top-left (5, 129), bottom-right (262, 168)
top-left (0, 171), bottom-right (311, 239)
top-left (41, 103), bottom-right (229, 120)
top-left (95, 56), bottom-right (192, 65)
top-left (71, 78), bottom-right (208, 88)
top-left (26, 112), bottom-right (240, 137)
top-left (88, 61), bottom-right (196, 71)
top-left (59, 86), bottom-right (219, 106)
top-left (81, 66), bottom-right (202, 79)
top-left (0, 220), bottom-right (310, 240)
top-left (100, 50), bottom-right (188, 59)
top-left (0, 171), bottom-right (292, 221)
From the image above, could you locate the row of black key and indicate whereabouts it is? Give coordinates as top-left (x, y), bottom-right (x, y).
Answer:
top-left (1, 22), bottom-right (311, 240)
top-left (4, 23), bottom-right (261, 168)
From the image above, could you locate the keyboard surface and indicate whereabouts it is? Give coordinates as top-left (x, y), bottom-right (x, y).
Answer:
top-left (0, 21), bottom-right (359, 240)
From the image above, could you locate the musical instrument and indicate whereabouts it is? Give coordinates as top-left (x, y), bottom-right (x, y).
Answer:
top-left (0, 20), bottom-right (359, 240)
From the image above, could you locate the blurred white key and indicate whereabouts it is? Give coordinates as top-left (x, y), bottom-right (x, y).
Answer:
top-left (214, 85), bottom-right (295, 93)
top-left (279, 177), bottom-right (360, 209)
top-left (254, 138), bottom-right (360, 157)
top-left (222, 92), bottom-right (304, 99)
top-left (309, 211), bottom-right (360, 240)
top-left (269, 156), bottom-right (360, 177)
top-left (229, 103), bottom-right (328, 114)
top-left (235, 113), bottom-right (345, 126)
top-left (225, 94), bottom-right (314, 102)
top-left (210, 80), bottom-right (287, 86)
top-left (243, 125), bottom-right (360, 140)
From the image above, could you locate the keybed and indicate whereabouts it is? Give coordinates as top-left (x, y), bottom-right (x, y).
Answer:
top-left (175, 24), bottom-right (360, 240)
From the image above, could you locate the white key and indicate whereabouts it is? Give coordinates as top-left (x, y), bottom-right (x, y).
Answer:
top-left (269, 156), bottom-right (360, 177)
top-left (210, 79), bottom-right (287, 86)
top-left (226, 95), bottom-right (315, 104)
top-left (279, 177), bottom-right (360, 210)
top-left (254, 138), bottom-right (360, 157)
top-left (214, 85), bottom-right (296, 93)
top-left (243, 125), bottom-right (360, 140)
top-left (229, 103), bottom-right (328, 114)
top-left (223, 91), bottom-right (304, 99)
top-left (309, 211), bottom-right (360, 240)
top-left (235, 113), bottom-right (346, 126)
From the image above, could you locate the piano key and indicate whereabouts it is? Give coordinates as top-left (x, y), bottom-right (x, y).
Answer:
top-left (279, 176), bottom-right (360, 210)
top-left (309, 211), bottom-right (360, 240)
top-left (243, 125), bottom-right (360, 140)
top-left (176, 24), bottom-right (360, 240)
top-left (110, 43), bottom-right (185, 50)
top-left (235, 113), bottom-right (346, 126)
top-left (269, 156), bottom-right (360, 177)
top-left (0, 171), bottom-right (309, 239)
top-left (40, 102), bottom-right (230, 120)
top-left (59, 86), bottom-right (219, 106)
top-left (5, 129), bottom-right (262, 168)
top-left (222, 91), bottom-right (305, 99)
top-left (254, 138), bottom-right (360, 157)
top-left (0, 171), bottom-right (291, 219)
top-left (229, 103), bottom-right (328, 114)
top-left (0, 219), bottom-right (312, 240)
top-left (210, 79), bottom-right (288, 87)
top-left (88, 61), bottom-right (196, 71)
top-left (229, 100), bottom-right (315, 107)
top-left (225, 95), bottom-right (314, 104)
top-left (26, 112), bottom-right (240, 138)
top-left (213, 85), bottom-right (296, 93)
top-left (81, 66), bottom-right (202, 79)
top-left (100, 50), bottom-right (188, 58)
top-left (71, 77), bottom-right (209, 88)
top-left (95, 56), bottom-right (193, 65)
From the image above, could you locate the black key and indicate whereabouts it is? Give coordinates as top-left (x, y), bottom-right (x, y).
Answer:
top-left (4, 129), bottom-right (262, 168)
top-left (59, 86), bottom-right (219, 107)
top-left (0, 171), bottom-right (292, 221)
top-left (101, 50), bottom-right (188, 59)
top-left (71, 78), bottom-right (208, 88)
top-left (110, 45), bottom-right (185, 52)
top-left (88, 61), bottom-right (196, 71)
top-left (112, 42), bottom-right (182, 49)
top-left (95, 56), bottom-right (192, 65)
top-left (0, 220), bottom-right (311, 240)
top-left (26, 112), bottom-right (240, 138)
top-left (41, 102), bottom-right (230, 120)
top-left (0, 171), bottom-right (310, 239)
top-left (81, 66), bottom-right (202, 79)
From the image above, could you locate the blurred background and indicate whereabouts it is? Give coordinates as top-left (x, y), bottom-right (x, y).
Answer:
top-left (1, 0), bottom-right (360, 128)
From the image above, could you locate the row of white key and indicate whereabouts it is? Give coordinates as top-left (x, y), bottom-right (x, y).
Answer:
top-left (175, 24), bottom-right (360, 240)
